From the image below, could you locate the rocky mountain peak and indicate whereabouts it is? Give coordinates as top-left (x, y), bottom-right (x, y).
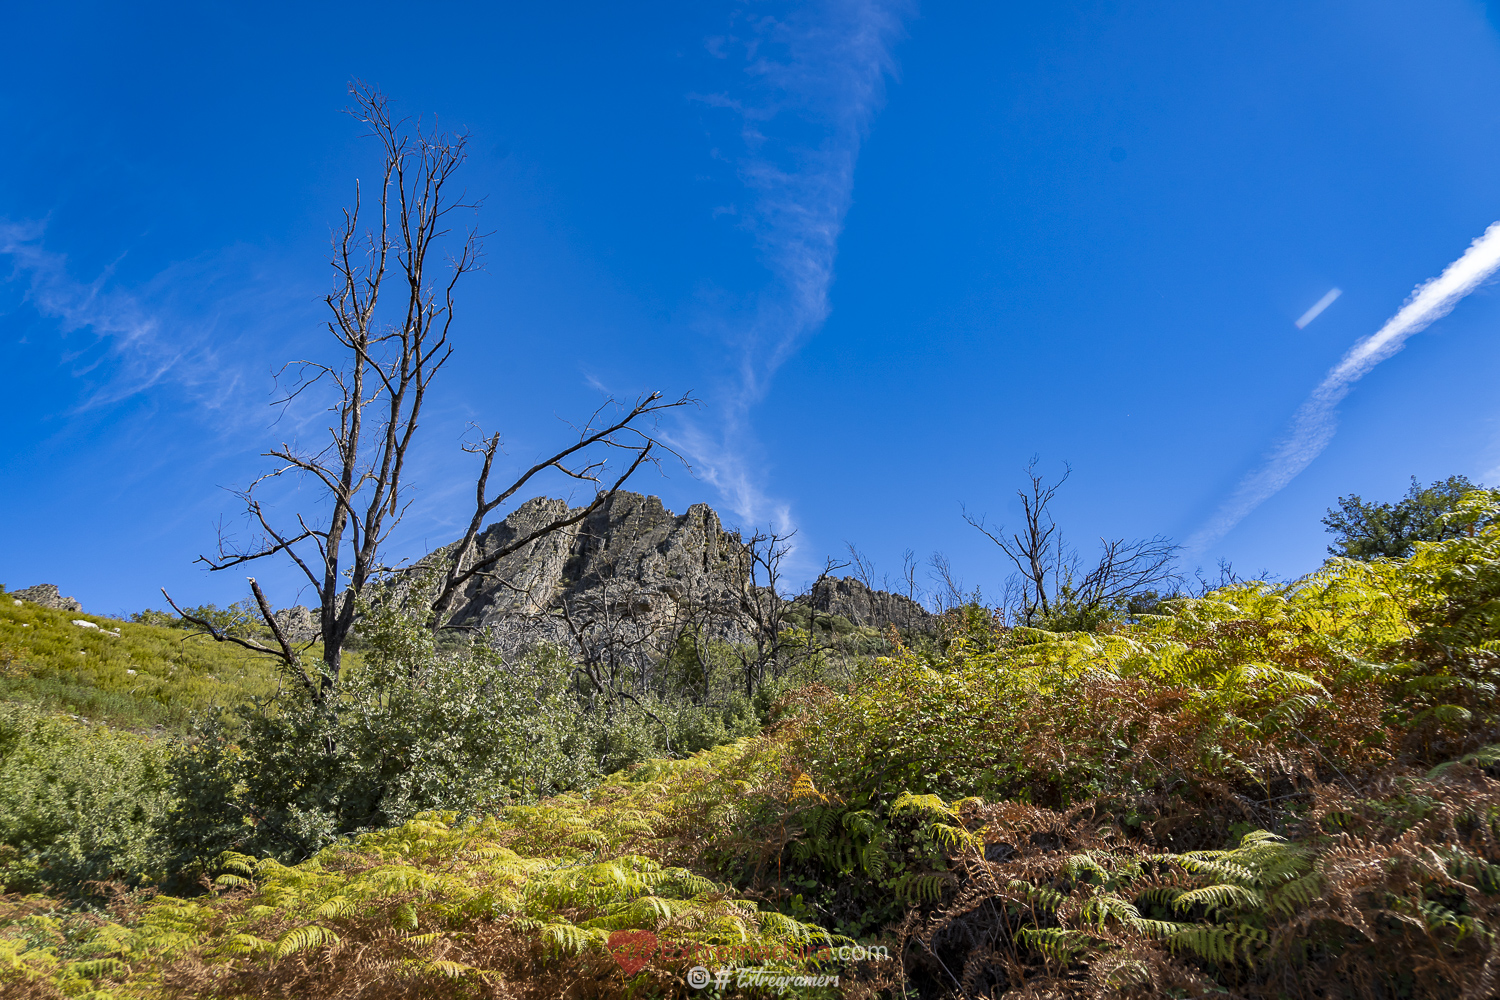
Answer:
top-left (409, 491), bottom-right (929, 637)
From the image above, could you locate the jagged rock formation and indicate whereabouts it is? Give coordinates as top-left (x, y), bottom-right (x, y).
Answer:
top-left (403, 492), bottom-right (932, 657)
top-left (271, 605), bottom-right (319, 643)
top-left (12, 584), bottom-right (82, 613)
top-left (413, 492), bottom-right (748, 630)
top-left (798, 576), bottom-right (932, 631)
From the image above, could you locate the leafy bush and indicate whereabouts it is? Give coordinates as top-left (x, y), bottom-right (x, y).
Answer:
top-left (160, 600), bottom-right (764, 872)
top-left (161, 603), bottom-right (593, 868)
top-left (0, 704), bottom-right (174, 895)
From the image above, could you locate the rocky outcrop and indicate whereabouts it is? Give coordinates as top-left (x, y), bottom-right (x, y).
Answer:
top-left (403, 492), bottom-right (934, 657)
top-left (798, 576), bottom-right (932, 631)
top-left (420, 492), bottom-right (750, 631)
top-left (271, 605), bottom-right (319, 643)
top-left (12, 584), bottom-right (82, 613)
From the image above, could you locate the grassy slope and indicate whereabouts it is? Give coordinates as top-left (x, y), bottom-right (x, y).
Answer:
top-left (0, 598), bottom-right (310, 731)
top-left (6, 503), bottom-right (1500, 998)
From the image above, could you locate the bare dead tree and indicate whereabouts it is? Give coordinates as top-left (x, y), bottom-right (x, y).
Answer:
top-left (734, 528), bottom-right (797, 697)
top-left (845, 542), bottom-right (876, 591)
top-left (1188, 557), bottom-right (1276, 597)
top-left (927, 552), bottom-right (966, 613)
top-left (963, 457), bottom-right (1178, 626)
top-left (177, 84), bottom-right (690, 699)
top-left (1071, 536), bottom-right (1179, 609)
top-left (833, 544), bottom-right (929, 631)
top-left (556, 563), bottom-right (678, 755)
top-left (661, 563), bottom-right (748, 705)
top-left (180, 84), bottom-right (472, 695)
top-left (899, 548), bottom-right (925, 627)
top-left (795, 555), bottom-right (853, 660)
top-left (962, 459), bottom-right (1068, 622)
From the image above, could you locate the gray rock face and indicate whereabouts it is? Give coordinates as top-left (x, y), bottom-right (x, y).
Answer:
top-left (424, 492), bottom-right (749, 630)
top-left (406, 492), bottom-right (933, 657)
top-left (12, 584), bottom-right (82, 613)
top-left (271, 605), bottom-right (319, 643)
top-left (799, 576), bottom-right (932, 631)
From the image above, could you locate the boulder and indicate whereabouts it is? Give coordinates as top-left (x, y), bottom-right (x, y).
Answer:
top-left (13, 584), bottom-right (82, 613)
top-left (798, 576), bottom-right (932, 631)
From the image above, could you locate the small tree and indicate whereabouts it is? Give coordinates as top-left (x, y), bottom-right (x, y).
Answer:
top-left (1323, 475), bottom-right (1499, 561)
top-left (165, 84), bottom-right (689, 698)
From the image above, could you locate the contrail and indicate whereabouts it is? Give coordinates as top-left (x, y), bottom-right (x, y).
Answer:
top-left (1186, 221), bottom-right (1500, 555)
top-left (1295, 287), bottom-right (1341, 329)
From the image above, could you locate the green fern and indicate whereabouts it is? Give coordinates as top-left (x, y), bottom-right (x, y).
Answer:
top-left (1018, 927), bottom-right (1093, 964)
top-left (894, 873), bottom-right (951, 903)
top-left (272, 923), bottom-right (341, 959)
top-left (1171, 883), bottom-right (1264, 917)
top-left (1167, 922), bottom-right (1266, 964)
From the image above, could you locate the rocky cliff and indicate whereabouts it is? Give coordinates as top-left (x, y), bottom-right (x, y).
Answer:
top-left (408, 492), bottom-right (930, 642)
top-left (797, 575), bottom-right (931, 631)
top-left (416, 492), bottom-right (748, 629)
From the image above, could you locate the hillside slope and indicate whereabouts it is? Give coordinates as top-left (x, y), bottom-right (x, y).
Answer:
top-left (6, 496), bottom-right (1500, 998)
top-left (1, 597), bottom-right (285, 731)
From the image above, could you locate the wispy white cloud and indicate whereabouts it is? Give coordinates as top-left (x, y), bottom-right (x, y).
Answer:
top-left (675, 0), bottom-right (911, 530)
top-left (1186, 222), bottom-right (1500, 554)
top-left (0, 220), bottom-right (255, 414)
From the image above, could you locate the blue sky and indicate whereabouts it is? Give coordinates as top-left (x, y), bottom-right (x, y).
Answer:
top-left (6, 0), bottom-right (1500, 615)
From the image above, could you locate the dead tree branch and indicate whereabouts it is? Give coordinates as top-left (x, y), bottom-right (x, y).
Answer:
top-left (964, 458), bottom-right (1178, 626)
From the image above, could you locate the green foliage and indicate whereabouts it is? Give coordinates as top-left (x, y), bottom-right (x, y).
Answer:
top-left (1, 755), bottom-right (844, 999)
top-left (159, 599), bottom-right (767, 873)
top-left (1323, 474), bottom-right (1500, 560)
top-left (0, 598), bottom-right (286, 731)
top-left (787, 522), bottom-right (1500, 807)
top-left (12, 488), bottom-right (1500, 997)
top-left (165, 603), bottom-right (604, 867)
top-left (128, 608), bottom-right (182, 628)
top-left (0, 704), bottom-right (174, 894)
top-left (130, 600), bottom-right (262, 638)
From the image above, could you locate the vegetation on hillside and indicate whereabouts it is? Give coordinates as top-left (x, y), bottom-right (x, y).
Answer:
top-left (5, 489), bottom-right (1500, 997)
top-left (0, 705), bottom-right (173, 896)
top-left (0, 599), bottom-right (285, 732)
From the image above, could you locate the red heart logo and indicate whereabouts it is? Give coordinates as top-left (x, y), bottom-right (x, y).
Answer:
top-left (608, 929), bottom-right (658, 976)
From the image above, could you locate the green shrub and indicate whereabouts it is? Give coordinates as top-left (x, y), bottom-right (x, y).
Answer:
top-left (161, 600), bottom-right (773, 873)
top-left (164, 604), bottom-right (606, 866)
top-left (0, 704), bottom-right (174, 895)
